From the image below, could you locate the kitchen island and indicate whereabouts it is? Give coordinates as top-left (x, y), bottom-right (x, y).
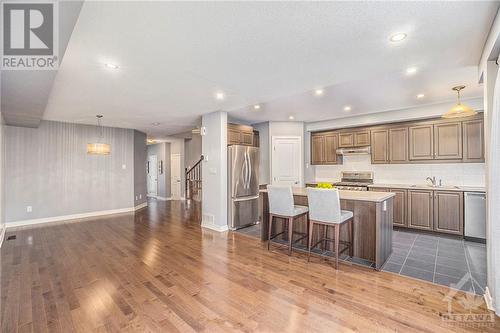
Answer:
top-left (259, 187), bottom-right (395, 270)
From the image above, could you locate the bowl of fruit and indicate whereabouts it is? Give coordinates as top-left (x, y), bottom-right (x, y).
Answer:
top-left (316, 182), bottom-right (335, 189)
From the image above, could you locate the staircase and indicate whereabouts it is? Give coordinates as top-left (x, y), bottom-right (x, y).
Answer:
top-left (185, 155), bottom-right (203, 201)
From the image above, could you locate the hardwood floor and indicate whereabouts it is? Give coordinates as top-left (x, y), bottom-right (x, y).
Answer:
top-left (1, 199), bottom-right (499, 332)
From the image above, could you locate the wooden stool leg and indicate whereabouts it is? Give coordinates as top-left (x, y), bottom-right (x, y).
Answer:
top-left (268, 214), bottom-right (273, 251)
top-left (308, 220), bottom-right (314, 262)
top-left (288, 217), bottom-right (294, 256)
top-left (334, 224), bottom-right (340, 270)
top-left (323, 224), bottom-right (328, 251)
top-left (349, 219), bottom-right (354, 257)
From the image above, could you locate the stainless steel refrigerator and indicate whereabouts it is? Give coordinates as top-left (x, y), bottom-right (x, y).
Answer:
top-left (228, 145), bottom-right (260, 230)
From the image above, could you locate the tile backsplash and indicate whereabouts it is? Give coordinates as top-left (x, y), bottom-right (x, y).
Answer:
top-left (313, 155), bottom-right (485, 186)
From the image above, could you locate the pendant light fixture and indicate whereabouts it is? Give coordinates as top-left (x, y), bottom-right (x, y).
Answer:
top-left (87, 115), bottom-right (111, 155)
top-left (442, 85), bottom-right (477, 119)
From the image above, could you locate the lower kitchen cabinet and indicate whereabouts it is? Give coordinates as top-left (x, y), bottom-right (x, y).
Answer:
top-left (433, 191), bottom-right (463, 235)
top-left (407, 190), bottom-right (434, 231)
top-left (370, 187), bottom-right (407, 227)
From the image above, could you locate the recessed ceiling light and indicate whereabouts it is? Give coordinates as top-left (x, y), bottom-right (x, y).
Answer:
top-left (417, 93), bottom-right (425, 99)
top-left (314, 89), bottom-right (324, 96)
top-left (215, 92), bottom-right (225, 100)
top-left (389, 33), bottom-right (407, 42)
top-left (344, 106), bottom-right (352, 111)
top-left (152, 122), bottom-right (160, 126)
top-left (406, 67), bottom-right (418, 75)
top-left (288, 115), bottom-right (295, 120)
top-left (253, 104), bottom-right (261, 110)
top-left (104, 63), bottom-right (119, 69)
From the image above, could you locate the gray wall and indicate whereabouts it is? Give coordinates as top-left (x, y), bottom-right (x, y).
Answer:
top-left (0, 113), bottom-right (4, 229)
top-left (4, 120), bottom-right (139, 223)
top-left (147, 142), bottom-right (171, 198)
top-left (185, 134), bottom-right (202, 169)
top-left (134, 130), bottom-right (147, 206)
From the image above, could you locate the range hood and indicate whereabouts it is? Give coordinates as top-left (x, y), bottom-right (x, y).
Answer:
top-left (336, 147), bottom-right (371, 155)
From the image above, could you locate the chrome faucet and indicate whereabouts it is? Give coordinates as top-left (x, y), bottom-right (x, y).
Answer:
top-left (426, 176), bottom-right (436, 186)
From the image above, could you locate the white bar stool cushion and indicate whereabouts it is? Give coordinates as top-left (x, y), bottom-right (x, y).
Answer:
top-left (267, 185), bottom-right (308, 217)
top-left (306, 188), bottom-right (352, 224)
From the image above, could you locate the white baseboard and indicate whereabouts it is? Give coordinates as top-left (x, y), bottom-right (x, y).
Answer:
top-left (6, 204), bottom-right (148, 229)
top-left (484, 287), bottom-right (495, 312)
top-left (156, 196), bottom-right (172, 201)
top-left (201, 214), bottom-right (228, 232)
top-left (0, 225), bottom-right (6, 248)
top-left (134, 202), bottom-right (148, 210)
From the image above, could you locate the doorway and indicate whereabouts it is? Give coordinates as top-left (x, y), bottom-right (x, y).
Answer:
top-left (171, 153), bottom-right (182, 199)
top-left (147, 155), bottom-right (158, 196)
top-left (271, 136), bottom-right (302, 186)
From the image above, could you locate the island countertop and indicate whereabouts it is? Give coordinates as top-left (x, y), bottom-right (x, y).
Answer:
top-left (259, 187), bottom-right (395, 203)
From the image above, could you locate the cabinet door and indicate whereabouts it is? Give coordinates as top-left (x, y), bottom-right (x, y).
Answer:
top-left (324, 133), bottom-right (340, 164)
top-left (434, 122), bottom-right (462, 160)
top-left (338, 133), bottom-right (354, 147)
top-left (311, 135), bottom-right (325, 165)
top-left (408, 190), bottom-right (433, 230)
top-left (228, 129), bottom-right (241, 145)
top-left (463, 119), bottom-right (484, 162)
top-left (354, 131), bottom-right (371, 146)
top-left (434, 191), bottom-right (463, 235)
top-left (409, 125), bottom-right (434, 160)
top-left (241, 131), bottom-right (254, 146)
top-left (371, 129), bottom-right (389, 164)
top-left (389, 128), bottom-right (408, 163)
top-left (390, 189), bottom-right (407, 228)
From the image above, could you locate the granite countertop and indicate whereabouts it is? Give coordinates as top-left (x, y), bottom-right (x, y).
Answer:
top-left (260, 187), bottom-right (395, 203)
top-left (367, 183), bottom-right (486, 192)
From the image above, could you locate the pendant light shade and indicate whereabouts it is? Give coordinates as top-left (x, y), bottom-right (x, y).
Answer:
top-left (442, 85), bottom-right (477, 119)
top-left (87, 115), bottom-right (111, 155)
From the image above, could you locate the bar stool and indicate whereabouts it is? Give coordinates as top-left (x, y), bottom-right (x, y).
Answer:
top-left (267, 185), bottom-right (309, 256)
top-left (306, 188), bottom-right (354, 269)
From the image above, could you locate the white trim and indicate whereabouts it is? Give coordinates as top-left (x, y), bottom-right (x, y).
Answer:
top-left (6, 205), bottom-right (148, 229)
top-left (0, 225), bottom-right (6, 248)
top-left (156, 196), bottom-right (172, 201)
top-left (485, 287), bottom-right (495, 311)
top-left (201, 221), bottom-right (229, 232)
top-left (134, 202), bottom-right (148, 210)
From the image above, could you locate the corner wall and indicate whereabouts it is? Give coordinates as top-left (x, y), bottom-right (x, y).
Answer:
top-left (147, 142), bottom-right (171, 199)
top-left (0, 113), bottom-right (5, 244)
top-left (134, 130), bottom-right (147, 206)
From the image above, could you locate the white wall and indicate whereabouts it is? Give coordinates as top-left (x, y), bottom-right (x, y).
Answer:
top-left (147, 142), bottom-right (171, 199)
top-left (0, 114), bottom-right (5, 235)
top-left (201, 111), bottom-right (228, 231)
top-left (253, 122), bottom-right (270, 184)
top-left (314, 155), bottom-right (485, 186)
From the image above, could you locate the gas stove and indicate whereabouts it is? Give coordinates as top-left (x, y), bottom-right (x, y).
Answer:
top-left (334, 171), bottom-right (373, 191)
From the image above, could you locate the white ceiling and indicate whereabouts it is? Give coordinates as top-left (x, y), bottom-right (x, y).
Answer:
top-left (43, 1), bottom-right (498, 136)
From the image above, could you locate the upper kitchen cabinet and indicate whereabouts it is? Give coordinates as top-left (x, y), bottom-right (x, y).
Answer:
top-left (409, 125), bottom-right (434, 160)
top-left (311, 134), bottom-right (325, 164)
top-left (227, 123), bottom-right (257, 147)
top-left (388, 128), bottom-right (408, 163)
top-left (371, 129), bottom-right (389, 164)
top-left (311, 132), bottom-right (341, 165)
top-left (434, 122), bottom-right (462, 160)
top-left (338, 130), bottom-right (370, 148)
top-left (463, 119), bottom-right (485, 162)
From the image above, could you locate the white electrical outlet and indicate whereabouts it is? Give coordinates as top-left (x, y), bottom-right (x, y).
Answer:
top-left (26, 206), bottom-right (32, 213)
top-left (122, 164), bottom-right (126, 169)
top-left (135, 196), bottom-right (138, 201)
top-left (139, 194), bottom-right (142, 199)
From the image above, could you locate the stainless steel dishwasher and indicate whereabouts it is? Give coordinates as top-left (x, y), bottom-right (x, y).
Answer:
top-left (464, 192), bottom-right (486, 242)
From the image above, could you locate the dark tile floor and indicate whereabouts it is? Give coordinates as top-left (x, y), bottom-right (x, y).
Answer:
top-left (234, 224), bottom-right (487, 295)
top-left (383, 230), bottom-right (487, 295)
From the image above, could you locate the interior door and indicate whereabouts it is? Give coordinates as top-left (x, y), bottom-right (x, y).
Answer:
top-left (271, 136), bottom-right (301, 186)
top-left (147, 155), bottom-right (158, 196)
top-left (171, 154), bottom-right (182, 199)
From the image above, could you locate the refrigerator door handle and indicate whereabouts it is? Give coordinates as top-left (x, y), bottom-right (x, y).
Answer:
top-left (233, 195), bottom-right (260, 202)
top-left (247, 150), bottom-right (252, 190)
